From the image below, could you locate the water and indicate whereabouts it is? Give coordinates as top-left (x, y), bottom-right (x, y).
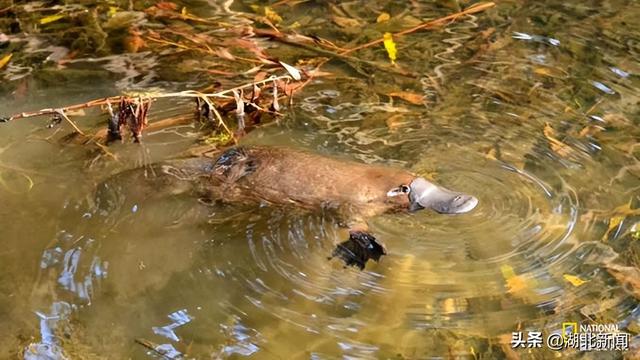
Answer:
top-left (1, 0), bottom-right (639, 358)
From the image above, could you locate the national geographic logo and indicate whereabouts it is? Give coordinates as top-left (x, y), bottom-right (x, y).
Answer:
top-left (511, 322), bottom-right (630, 352)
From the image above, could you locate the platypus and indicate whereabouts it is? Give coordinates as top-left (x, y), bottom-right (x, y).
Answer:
top-left (101, 146), bottom-right (478, 269)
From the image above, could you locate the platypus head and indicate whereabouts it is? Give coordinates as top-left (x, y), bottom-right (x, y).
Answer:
top-left (388, 177), bottom-right (478, 214)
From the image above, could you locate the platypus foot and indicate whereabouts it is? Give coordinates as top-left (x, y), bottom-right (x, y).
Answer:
top-left (329, 231), bottom-right (386, 270)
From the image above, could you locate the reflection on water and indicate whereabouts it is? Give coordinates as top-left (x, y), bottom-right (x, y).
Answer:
top-left (1, 0), bottom-right (640, 358)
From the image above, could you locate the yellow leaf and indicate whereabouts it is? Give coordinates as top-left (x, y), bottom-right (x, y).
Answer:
top-left (485, 147), bottom-right (497, 160)
top-left (500, 264), bottom-right (527, 294)
top-left (602, 199), bottom-right (640, 241)
top-left (563, 274), bottom-right (588, 287)
top-left (0, 53), bottom-right (12, 70)
top-left (383, 32), bottom-right (397, 64)
top-left (181, 7), bottom-right (188, 15)
top-left (40, 14), bottom-right (64, 25)
top-left (534, 67), bottom-right (552, 76)
top-left (108, 6), bottom-right (119, 17)
top-left (604, 215), bottom-right (624, 240)
top-left (264, 6), bottom-right (282, 23)
top-left (377, 12), bottom-right (390, 23)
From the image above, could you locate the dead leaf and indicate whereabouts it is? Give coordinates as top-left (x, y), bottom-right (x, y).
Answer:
top-left (124, 33), bottom-right (145, 53)
top-left (533, 66), bottom-right (568, 78)
top-left (156, 1), bottom-right (178, 11)
top-left (563, 274), bottom-right (588, 287)
top-left (108, 6), bottom-right (119, 17)
top-left (214, 48), bottom-right (235, 60)
top-left (0, 53), bottom-right (12, 70)
top-left (602, 200), bottom-right (640, 241)
top-left (543, 122), bottom-right (573, 157)
top-left (501, 265), bottom-right (527, 294)
top-left (388, 91), bottom-right (424, 105)
top-left (279, 61), bottom-right (301, 80)
top-left (40, 14), bottom-right (64, 25)
top-left (264, 6), bottom-right (282, 23)
top-left (578, 125), bottom-right (604, 138)
top-left (485, 147), bottom-right (497, 160)
top-left (332, 15), bottom-right (362, 28)
top-left (254, 71), bottom-right (268, 82)
top-left (377, 12), bottom-right (390, 23)
top-left (383, 32), bottom-right (397, 64)
top-left (305, 68), bottom-right (333, 78)
top-left (605, 264), bottom-right (640, 299)
top-left (385, 114), bottom-right (405, 131)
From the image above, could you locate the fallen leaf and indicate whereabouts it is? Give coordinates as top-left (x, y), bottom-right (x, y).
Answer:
top-left (602, 200), bottom-right (640, 241)
top-left (533, 66), bottom-right (568, 78)
top-left (376, 12), bottom-right (390, 23)
top-left (383, 32), bottom-right (397, 64)
top-left (254, 71), bottom-right (268, 82)
top-left (605, 264), bottom-right (640, 299)
top-left (214, 48), bottom-right (235, 60)
top-left (279, 61), bottom-right (301, 80)
top-left (0, 53), bottom-right (12, 70)
top-left (578, 125), bottom-right (604, 138)
top-left (40, 14), bottom-right (64, 25)
top-left (385, 114), bottom-right (405, 131)
top-left (108, 6), bottom-right (119, 17)
top-left (543, 122), bottom-right (573, 157)
top-left (500, 265), bottom-right (527, 294)
top-left (563, 274), bottom-right (588, 287)
top-left (485, 147), bottom-right (497, 160)
top-left (156, 1), bottom-right (178, 11)
top-left (604, 215), bottom-right (625, 241)
top-left (332, 15), bottom-right (361, 28)
top-left (388, 91), bottom-right (424, 105)
top-left (124, 33), bottom-right (146, 53)
top-left (264, 6), bottom-right (282, 23)
top-left (534, 67), bottom-right (552, 76)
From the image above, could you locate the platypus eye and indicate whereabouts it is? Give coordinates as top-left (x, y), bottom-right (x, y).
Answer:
top-left (387, 185), bottom-right (411, 197)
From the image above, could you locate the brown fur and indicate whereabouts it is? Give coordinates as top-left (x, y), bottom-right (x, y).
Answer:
top-left (101, 146), bottom-right (420, 269)
top-left (199, 146), bottom-right (415, 219)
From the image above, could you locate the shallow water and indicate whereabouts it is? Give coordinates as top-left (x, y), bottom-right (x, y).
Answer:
top-left (1, 0), bottom-right (639, 359)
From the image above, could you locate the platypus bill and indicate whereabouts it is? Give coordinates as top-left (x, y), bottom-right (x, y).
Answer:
top-left (108, 146), bottom-right (478, 269)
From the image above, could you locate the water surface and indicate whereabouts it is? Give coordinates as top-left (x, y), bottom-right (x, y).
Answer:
top-left (0, 0), bottom-right (639, 358)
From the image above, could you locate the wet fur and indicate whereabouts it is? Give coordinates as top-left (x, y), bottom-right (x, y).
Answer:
top-left (102, 146), bottom-right (418, 269)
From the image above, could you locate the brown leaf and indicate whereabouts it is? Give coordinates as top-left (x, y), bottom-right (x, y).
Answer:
top-left (543, 122), bottom-right (573, 157)
top-left (224, 38), bottom-right (270, 61)
top-left (214, 48), bottom-right (235, 60)
top-left (388, 91), bottom-right (424, 105)
top-left (254, 71), bottom-right (268, 82)
top-left (385, 114), bottom-right (405, 131)
top-left (605, 264), bottom-right (640, 299)
top-left (156, 1), bottom-right (178, 11)
top-left (124, 33), bottom-right (146, 53)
